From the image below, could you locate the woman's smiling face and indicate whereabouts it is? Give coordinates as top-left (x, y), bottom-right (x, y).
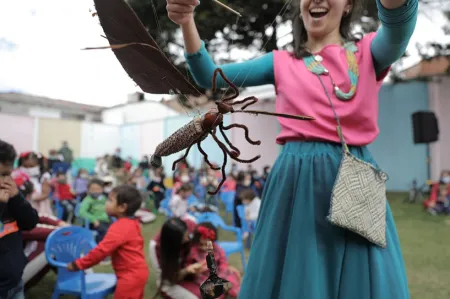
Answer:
top-left (300, 0), bottom-right (352, 39)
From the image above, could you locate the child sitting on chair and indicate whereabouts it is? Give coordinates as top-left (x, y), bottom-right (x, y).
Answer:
top-left (67, 185), bottom-right (149, 299)
top-left (428, 183), bottom-right (450, 216)
top-left (170, 183), bottom-right (197, 222)
top-left (239, 188), bottom-right (261, 239)
top-left (54, 172), bottom-right (77, 223)
top-left (183, 222), bottom-right (241, 299)
top-left (78, 178), bottom-right (111, 243)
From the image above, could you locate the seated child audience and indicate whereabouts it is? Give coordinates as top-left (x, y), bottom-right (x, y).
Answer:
top-left (185, 222), bottom-right (241, 299)
top-left (428, 183), bottom-right (450, 216)
top-left (150, 218), bottom-right (199, 299)
top-left (131, 168), bottom-right (147, 190)
top-left (169, 183), bottom-right (196, 222)
top-left (233, 171), bottom-right (253, 228)
top-left (54, 172), bottom-right (77, 223)
top-left (67, 185), bottom-right (149, 299)
top-left (240, 188), bottom-right (261, 239)
top-left (147, 166), bottom-right (166, 211)
top-left (440, 170), bottom-right (450, 184)
top-left (0, 139), bottom-right (39, 299)
top-left (72, 169), bottom-right (89, 199)
top-left (240, 189), bottom-right (261, 222)
top-left (78, 179), bottom-right (111, 243)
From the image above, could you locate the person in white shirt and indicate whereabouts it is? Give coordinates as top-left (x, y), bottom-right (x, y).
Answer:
top-left (169, 183), bottom-right (197, 223)
top-left (239, 189), bottom-right (261, 239)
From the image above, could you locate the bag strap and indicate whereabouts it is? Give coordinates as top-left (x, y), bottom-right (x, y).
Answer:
top-left (316, 75), bottom-right (349, 153)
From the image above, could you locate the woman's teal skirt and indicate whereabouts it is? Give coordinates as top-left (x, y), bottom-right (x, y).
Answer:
top-left (238, 141), bottom-right (409, 299)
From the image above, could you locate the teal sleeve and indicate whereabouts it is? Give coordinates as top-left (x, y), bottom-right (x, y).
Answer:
top-left (371, 0), bottom-right (418, 75)
top-left (185, 42), bottom-right (275, 89)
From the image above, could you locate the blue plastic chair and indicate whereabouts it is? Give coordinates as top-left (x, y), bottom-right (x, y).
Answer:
top-left (220, 191), bottom-right (235, 223)
top-left (196, 212), bottom-right (246, 270)
top-left (45, 226), bottom-right (116, 299)
top-left (52, 162), bottom-right (72, 175)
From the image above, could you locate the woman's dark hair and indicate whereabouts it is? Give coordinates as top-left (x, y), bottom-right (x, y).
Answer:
top-left (291, 0), bottom-right (362, 58)
top-left (36, 153), bottom-right (48, 175)
top-left (111, 185), bottom-right (143, 216)
top-left (192, 222), bottom-right (218, 244)
top-left (159, 218), bottom-right (190, 284)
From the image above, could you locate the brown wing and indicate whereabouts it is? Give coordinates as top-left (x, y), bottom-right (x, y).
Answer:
top-left (93, 0), bottom-right (202, 96)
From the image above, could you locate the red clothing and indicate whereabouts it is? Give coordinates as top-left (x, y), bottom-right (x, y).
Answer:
top-left (222, 179), bottom-right (237, 192)
top-left (55, 183), bottom-right (75, 200)
top-left (124, 161), bottom-right (132, 172)
top-left (74, 218), bottom-right (149, 299)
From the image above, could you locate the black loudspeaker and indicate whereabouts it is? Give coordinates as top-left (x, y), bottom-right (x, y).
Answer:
top-left (412, 111), bottom-right (439, 144)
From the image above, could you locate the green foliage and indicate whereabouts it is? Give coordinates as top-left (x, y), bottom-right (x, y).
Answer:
top-left (128, 0), bottom-right (380, 65)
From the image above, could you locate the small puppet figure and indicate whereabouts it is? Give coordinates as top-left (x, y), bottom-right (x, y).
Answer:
top-left (200, 241), bottom-right (232, 299)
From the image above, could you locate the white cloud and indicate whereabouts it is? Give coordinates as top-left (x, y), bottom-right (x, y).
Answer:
top-left (0, 0), bottom-right (142, 107)
top-left (0, 1), bottom-right (448, 107)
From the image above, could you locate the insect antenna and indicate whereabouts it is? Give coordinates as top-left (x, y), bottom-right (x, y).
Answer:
top-left (233, 110), bottom-right (315, 121)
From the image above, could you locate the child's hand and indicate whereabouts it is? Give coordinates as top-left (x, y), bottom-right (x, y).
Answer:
top-left (93, 220), bottom-right (100, 228)
top-left (1, 177), bottom-right (19, 197)
top-left (0, 189), bottom-right (9, 203)
top-left (66, 262), bottom-right (78, 272)
top-left (58, 221), bottom-right (70, 227)
top-left (186, 262), bottom-right (205, 274)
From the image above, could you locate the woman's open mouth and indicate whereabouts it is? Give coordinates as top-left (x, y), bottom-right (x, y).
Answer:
top-left (309, 7), bottom-right (329, 19)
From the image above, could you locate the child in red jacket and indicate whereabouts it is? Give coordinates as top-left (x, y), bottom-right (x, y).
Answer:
top-left (54, 172), bottom-right (77, 223)
top-left (67, 185), bottom-right (149, 299)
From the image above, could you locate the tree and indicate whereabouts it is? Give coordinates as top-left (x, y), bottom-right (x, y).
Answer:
top-left (129, 0), bottom-right (381, 63)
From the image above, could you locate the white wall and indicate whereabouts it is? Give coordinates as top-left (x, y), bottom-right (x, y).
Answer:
top-left (428, 77), bottom-right (450, 180)
top-left (102, 100), bottom-right (179, 125)
top-left (80, 122), bottom-right (120, 158)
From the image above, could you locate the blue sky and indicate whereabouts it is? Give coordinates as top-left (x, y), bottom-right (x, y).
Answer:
top-left (0, 0), bottom-right (448, 107)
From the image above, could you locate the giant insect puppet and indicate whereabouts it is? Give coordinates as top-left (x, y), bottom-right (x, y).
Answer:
top-left (89, 0), bottom-right (314, 195)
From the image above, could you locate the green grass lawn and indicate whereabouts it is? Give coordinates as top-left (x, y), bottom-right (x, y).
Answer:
top-left (26, 193), bottom-right (450, 299)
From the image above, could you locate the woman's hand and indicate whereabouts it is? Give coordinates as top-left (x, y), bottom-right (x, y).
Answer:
top-left (167, 0), bottom-right (199, 25)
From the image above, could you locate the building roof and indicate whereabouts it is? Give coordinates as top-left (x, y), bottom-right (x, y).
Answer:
top-left (398, 56), bottom-right (450, 80)
top-left (159, 85), bottom-right (276, 113)
top-left (0, 92), bottom-right (104, 113)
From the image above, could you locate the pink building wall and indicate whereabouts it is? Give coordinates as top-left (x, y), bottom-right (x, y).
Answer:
top-left (0, 113), bottom-right (36, 154)
top-left (428, 78), bottom-right (450, 180)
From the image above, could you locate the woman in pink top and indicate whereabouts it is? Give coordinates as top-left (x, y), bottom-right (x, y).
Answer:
top-left (166, 0), bottom-right (417, 298)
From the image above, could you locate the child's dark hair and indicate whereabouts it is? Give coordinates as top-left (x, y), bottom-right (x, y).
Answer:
top-left (291, 0), bottom-right (363, 58)
top-left (56, 171), bottom-right (65, 177)
top-left (0, 139), bottom-right (16, 166)
top-left (176, 183), bottom-right (193, 194)
top-left (17, 152), bottom-right (38, 168)
top-left (155, 218), bottom-right (190, 298)
top-left (239, 188), bottom-right (257, 201)
top-left (111, 185), bottom-right (143, 216)
top-left (192, 222), bottom-right (218, 243)
top-left (88, 178), bottom-right (104, 189)
top-left (237, 171), bottom-right (247, 183)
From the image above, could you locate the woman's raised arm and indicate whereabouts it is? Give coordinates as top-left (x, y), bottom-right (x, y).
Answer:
top-left (370, 0), bottom-right (419, 76)
top-left (171, 3), bottom-right (274, 89)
